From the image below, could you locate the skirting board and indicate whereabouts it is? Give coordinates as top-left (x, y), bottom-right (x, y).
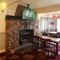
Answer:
top-left (0, 49), bottom-right (5, 53)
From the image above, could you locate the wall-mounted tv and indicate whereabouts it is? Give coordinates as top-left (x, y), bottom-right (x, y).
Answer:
top-left (22, 8), bottom-right (37, 20)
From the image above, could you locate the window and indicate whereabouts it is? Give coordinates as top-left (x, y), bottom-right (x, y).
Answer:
top-left (57, 19), bottom-right (60, 32)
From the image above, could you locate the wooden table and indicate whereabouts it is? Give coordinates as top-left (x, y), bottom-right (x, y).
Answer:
top-left (42, 36), bottom-right (60, 42)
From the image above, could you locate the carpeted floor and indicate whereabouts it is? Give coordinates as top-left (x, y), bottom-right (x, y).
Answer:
top-left (0, 49), bottom-right (49, 60)
top-left (0, 49), bottom-right (59, 60)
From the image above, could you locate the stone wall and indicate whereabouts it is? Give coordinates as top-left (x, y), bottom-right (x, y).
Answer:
top-left (15, 4), bottom-right (24, 17)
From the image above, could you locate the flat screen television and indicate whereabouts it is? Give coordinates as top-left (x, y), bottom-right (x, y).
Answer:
top-left (22, 8), bottom-right (37, 20)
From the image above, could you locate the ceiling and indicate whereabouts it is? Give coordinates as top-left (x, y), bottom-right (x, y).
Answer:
top-left (1, 0), bottom-right (60, 9)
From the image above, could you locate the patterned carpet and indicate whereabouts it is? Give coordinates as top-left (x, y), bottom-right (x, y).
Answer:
top-left (0, 49), bottom-right (57, 60)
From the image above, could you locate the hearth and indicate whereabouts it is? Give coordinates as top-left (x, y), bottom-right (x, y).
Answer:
top-left (19, 29), bottom-right (34, 45)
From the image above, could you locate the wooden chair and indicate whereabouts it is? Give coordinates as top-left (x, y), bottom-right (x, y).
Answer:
top-left (39, 38), bottom-right (58, 58)
top-left (32, 35), bottom-right (39, 50)
top-left (48, 41), bottom-right (58, 57)
top-left (39, 38), bottom-right (51, 55)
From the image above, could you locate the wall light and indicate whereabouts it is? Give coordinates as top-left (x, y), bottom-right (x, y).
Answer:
top-left (53, 13), bottom-right (60, 19)
top-left (0, 2), bottom-right (7, 12)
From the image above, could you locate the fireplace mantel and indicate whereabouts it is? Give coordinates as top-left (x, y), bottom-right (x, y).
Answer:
top-left (6, 15), bottom-right (36, 21)
top-left (6, 15), bottom-right (25, 20)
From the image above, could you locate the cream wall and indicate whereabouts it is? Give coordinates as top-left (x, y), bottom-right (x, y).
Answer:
top-left (7, 8), bottom-right (16, 15)
top-left (0, 9), bottom-right (6, 32)
top-left (0, 3), bottom-right (6, 52)
top-left (0, 33), bottom-right (5, 53)
top-left (35, 4), bottom-right (60, 13)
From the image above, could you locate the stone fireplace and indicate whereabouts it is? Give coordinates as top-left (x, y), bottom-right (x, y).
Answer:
top-left (5, 15), bottom-right (39, 51)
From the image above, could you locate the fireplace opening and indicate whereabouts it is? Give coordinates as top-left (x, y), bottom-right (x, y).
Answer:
top-left (19, 29), bottom-right (34, 45)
